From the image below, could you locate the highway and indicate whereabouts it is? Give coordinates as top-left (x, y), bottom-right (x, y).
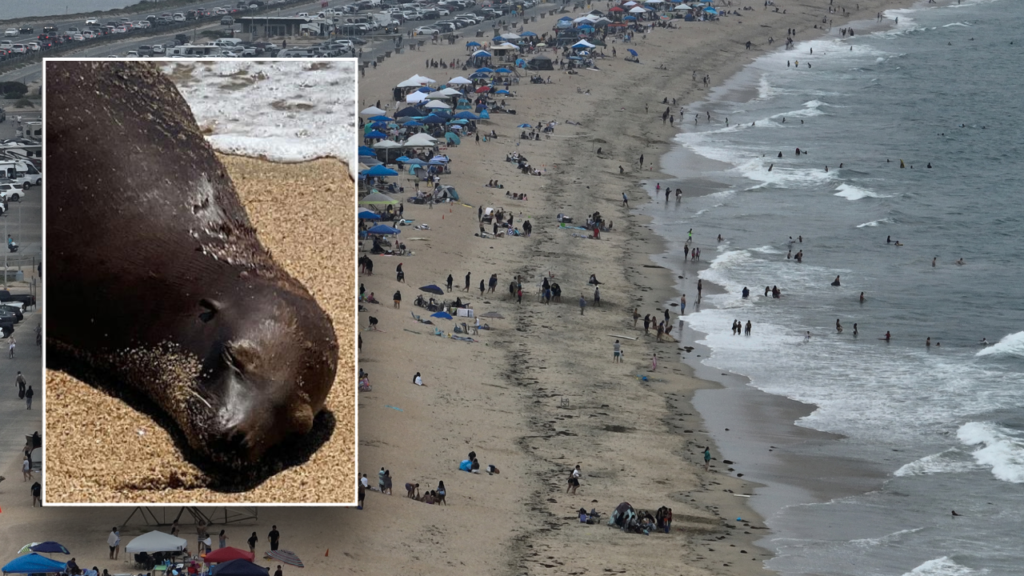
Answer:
top-left (1, 0), bottom-right (562, 85)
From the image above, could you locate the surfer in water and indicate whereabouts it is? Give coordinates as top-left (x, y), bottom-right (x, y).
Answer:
top-left (980, 338), bottom-right (989, 346)
top-left (853, 323), bottom-right (858, 336)
top-left (836, 319), bottom-right (843, 333)
top-left (831, 275), bottom-right (841, 287)
top-left (884, 331), bottom-right (891, 342)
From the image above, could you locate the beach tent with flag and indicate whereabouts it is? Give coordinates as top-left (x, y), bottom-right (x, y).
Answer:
top-left (2, 554), bottom-right (66, 574)
top-left (211, 559), bottom-right (269, 576)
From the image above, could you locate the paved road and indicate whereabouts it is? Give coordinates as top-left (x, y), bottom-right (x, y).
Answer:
top-left (2, 0), bottom-right (562, 86)
top-left (0, 120), bottom-right (41, 264)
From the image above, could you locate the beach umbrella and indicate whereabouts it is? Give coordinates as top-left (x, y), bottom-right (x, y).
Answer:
top-left (16, 544), bottom-right (42, 555)
top-left (2, 554), bottom-right (66, 574)
top-left (420, 285), bottom-right (445, 295)
top-left (704, 6), bottom-right (717, 13)
top-left (517, 123), bottom-right (532, 128)
top-left (368, 115), bottom-right (394, 122)
top-left (405, 158), bottom-right (427, 165)
top-left (204, 547), bottom-right (255, 564)
top-left (472, 50), bottom-right (492, 58)
top-left (358, 157), bottom-right (382, 167)
top-left (416, 86), bottom-right (435, 93)
top-left (495, 67), bottom-right (514, 74)
top-left (439, 87), bottom-right (463, 96)
top-left (367, 224), bottom-right (401, 235)
top-left (430, 311), bottom-right (453, 320)
top-left (465, 41), bottom-right (481, 47)
top-left (521, 31), bottom-right (538, 36)
top-left (623, 15), bottom-right (637, 20)
top-left (395, 106), bottom-right (422, 117)
top-left (402, 120), bottom-right (424, 127)
top-left (421, 115), bottom-right (446, 125)
top-left (627, 48), bottom-right (638, 57)
top-left (372, 139), bottom-right (402, 149)
top-left (212, 559), bottom-right (268, 576)
top-left (502, 32), bottom-right (521, 40)
top-left (609, 5), bottom-right (624, 11)
top-left (359, 191), bottom-right (398, 205)
top-left (454, 111), bottom-right (479, 119)
top-left (357, 145), bottom-right (377, 157)
top-left (365, 130), bottom-right (387, 139)
top-left (361, 165), bottom-right (399, 177)
top-left (360, 106), bottom-right (386, 116)
top-left (264, 550), bottom-right (304, 568)
top-left (475, 85), bottom-right (491, 93)
top-left (449, 76), bottom-right (473, 85)
top-left (496, 90), bottom-right (511, 95)
top-left (27, 543), bottom-right (70, 556)
top-left (479, 311), bottom-right (505, 319)
top-left (358, 210), bottom-right (382, 221)
top-left (125, 531), bottom-right (188, 554)
top-left (476, 67), bottom-right (494, 74)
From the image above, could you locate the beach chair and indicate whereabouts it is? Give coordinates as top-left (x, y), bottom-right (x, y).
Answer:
top-left (433, 327), bottom-right (445, 337)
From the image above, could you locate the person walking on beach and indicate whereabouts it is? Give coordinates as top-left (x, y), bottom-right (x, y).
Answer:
top-left (479, 279), bottom-right (485, 296)
top-left (579, 294), bottom-right (586, 315)
top-left (465, 272), bottom-right (471, 291)
top-left (393, 290), bottom-right (402, 309)
top-left (23, 455), bottom-right (32, 481)
top-left (247, 532), bottom-right (258, 553)
top-left (632, 308), bottom-right (640, 328)
top-left (651, 352), bottom-right (658, 372)
top-left (697, 279), bottom-right (703, 302)
top-left (219, 530), bottom-right (228, 549)
top-left (745, 320), bottom-right (752, 336)
top-left (703, 447), bottom-right (711, 471)
top-left (107, 527), bottom-right (121, 560)
top-left (643, 314), bottom-right (651, 335)
top-left (16, 371), bottom-right (26, 399)
top-left (680, 294), bottom-right (686, 315)
top-left (447, 274), bottom-right (454, 292)
top-left (613, 340), bottom-right (622, 363)
top-left (622, 192), bottom-right (629, 208)
top-left (25, 385), bottom-right (33, 409)
top-left (594, 286), bottom-right (601, 307)
top-left (268, 525), bottom-right (280, 551)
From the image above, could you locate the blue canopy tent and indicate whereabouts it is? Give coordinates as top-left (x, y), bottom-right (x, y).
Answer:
top-left (473, 52), bottom-right (492, 59)
top-left (521, 31), bottom-right (537, 37)
top-left (422, 114), bottom-right (446, 125)
top-left (368, 115), bottom-right (394, 122)
top-left (454, 111), bottom-right (479, 119)
top-left (358, 210), bottom-right (382, 220)
top-left (403, 120), bottom-right (425, 127)
top-left (2, 554), bottom-right (67, 574)
top-left (361, 165), bottom-right (399, 177)
top-left (466, 41), bottom-right (481, 47)
top-left (404, 158), bottom-right (427, 166)
top-left (358, 146), bottom-right (376, 156)
top-left (365, 130), bottom-right (387, 139)
top-left (211, 560), bottom-right (269, 576)
top-left (366, 224), bottom-right (401, 235)
top-left (496, 67), bottom-right (513, 74)
top-left (395, 106), bottom-right (422, 117)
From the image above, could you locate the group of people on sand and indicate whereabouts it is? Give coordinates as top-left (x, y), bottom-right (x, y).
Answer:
top-left (405, 481), bottom-right (447, 505)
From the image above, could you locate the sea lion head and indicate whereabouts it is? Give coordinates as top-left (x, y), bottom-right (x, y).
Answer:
top-left (197, 280), bottom-right (338, 465)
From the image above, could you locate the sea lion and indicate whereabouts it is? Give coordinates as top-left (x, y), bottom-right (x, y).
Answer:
top-left (45, 61), bottom-right (339, 467)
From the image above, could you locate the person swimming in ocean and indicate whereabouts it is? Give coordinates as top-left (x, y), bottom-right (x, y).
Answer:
top-left (831, 275), bottom-right (841, 287)
top-left (884, 331), bottom-right (891, 342)
top-left (742, 287), bottom-right (750, 298)
top-left (853, 323), bottom-right (858, 336)
top-left (980, 338), bottom-right (989, 346)
top-left (956, 258), bottom-right (966, 265)
top-left (836, 319), bottom-right (843, 333)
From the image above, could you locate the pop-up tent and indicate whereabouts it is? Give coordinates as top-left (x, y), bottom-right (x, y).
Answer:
top-left (204, 547), bottom-right (255, 564)
top-left (2, 554), bottom-right (67, 574)
top-left (125, 531), bottom-right (188, 554)
top-left (211, 559), bottom-right (269, 576)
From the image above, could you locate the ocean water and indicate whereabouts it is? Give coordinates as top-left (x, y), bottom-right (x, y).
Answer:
top-left (644, 1), bottom-right (1024, 575)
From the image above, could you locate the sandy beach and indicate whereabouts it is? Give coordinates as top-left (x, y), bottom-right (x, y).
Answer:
top-left (3, 0), bottom-right (926, 572)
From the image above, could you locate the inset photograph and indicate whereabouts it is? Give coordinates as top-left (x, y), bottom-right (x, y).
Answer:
top-left (44, 59), bottom-right (357, 504)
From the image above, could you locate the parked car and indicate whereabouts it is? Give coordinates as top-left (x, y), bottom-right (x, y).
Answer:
top-left (0, 182), bottom-right (26, 201)
top-left (414, 26), bottom-right (440, 35)
top-left (151, 44), bottom-right (165, 54)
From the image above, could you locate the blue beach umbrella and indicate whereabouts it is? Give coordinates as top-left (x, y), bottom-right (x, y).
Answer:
top-left (358, 210), bottom-right (382, 220)
top-left (496, 67), bottom-right (513, 74)
top-left (476, 67), bottom-right (494, 73)
top-left (403, 120), bottom-right (425, 127)
top-left (420, 284), bottom-right (445, 295)
top-left (358, 157), bottom-right (382, 167)
top-left (624, 15), bottom-right (636, 20)
top-left (430, 311), bottom-right (454, 319)
top-left (517, 123), bottom-right (532, 128)
top-left (627, 48), bottom-right (638, 57)
top-left (358, 146), bottom-right (376, 156)
top-left (422, 114), bottom-right (446, 124)
top-left (473, 51), bottom-right (492, 58)
top-left (417, 86), bottom-right (435, 93)
top-left (368, 115), bottom-right (394, 122)
top-left (405, 158), bottom-right (427, 165)
top-left (367, 224), bottom-right (401, 235)
top-left (521, 31), bottom-right (537, 37)
top-left (365, 130), bottom-right (387, 139)
top-left (395, 155), bottom-right (412, 162)
top-left (395, 106), bottom-right (422, 117)
top-left (454, 111), bottom-right (479, 119)
top-left (496, 89), bottom-right (511, 95)
top-left (361, 165), bottom-right (399, 177)
top-left (466, 41), bottom-right (481, 47)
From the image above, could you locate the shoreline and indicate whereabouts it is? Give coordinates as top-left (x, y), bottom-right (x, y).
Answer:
top-left (642, 0), bottom-right (951, 556)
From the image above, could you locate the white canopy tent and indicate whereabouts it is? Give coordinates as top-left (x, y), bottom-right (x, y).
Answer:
top-left (448, 76), bottom-right (473, 85)
top-left (405, 91), bottom-right (429, 103)
top-left (425, 91), bottom-right (451, 100)
top-left (501, 32), bottom-right (521, 40)
top-left (492, 42), bottom-right (521, 51)
top-left (360, 106), bottom-right (386, 116)
top-left (397, 78), bottom-right (426, 88)
top-left (439, 87), bottom-right (464, 96)
top-left (125, 531), bottom-right (188, 554)
top-left (629, 6), bottom-right (648, 13)
top-left (424, 100), bottom-right (451, 109)
top-left (404, 133), bottom-right (438, 147)
top-left (373, 139), bottom-right (403, 149)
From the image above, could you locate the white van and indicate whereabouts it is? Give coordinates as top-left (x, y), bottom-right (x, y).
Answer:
top-left (0, 160), bottom-right (42, 188)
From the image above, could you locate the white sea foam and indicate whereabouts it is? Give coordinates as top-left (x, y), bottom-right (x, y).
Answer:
top-left (894, 449), bottom-right (981, 477)
top-left (835, 183), bottom-right (889, 200)
top-left (901, 557), bottom-right (986, 576)
top-left (849, 527), bottom-right (923, 547)
top-left (942, 21), bottom-right (971, 27)
top-left (857, 218), bottom-right (892, 228)
top-left (165, 60), bottom-right (357, 174)
top-left (957, 422), bottom-right (1024, 483)
top-left (975, 331), bottom-right (1024, 358)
